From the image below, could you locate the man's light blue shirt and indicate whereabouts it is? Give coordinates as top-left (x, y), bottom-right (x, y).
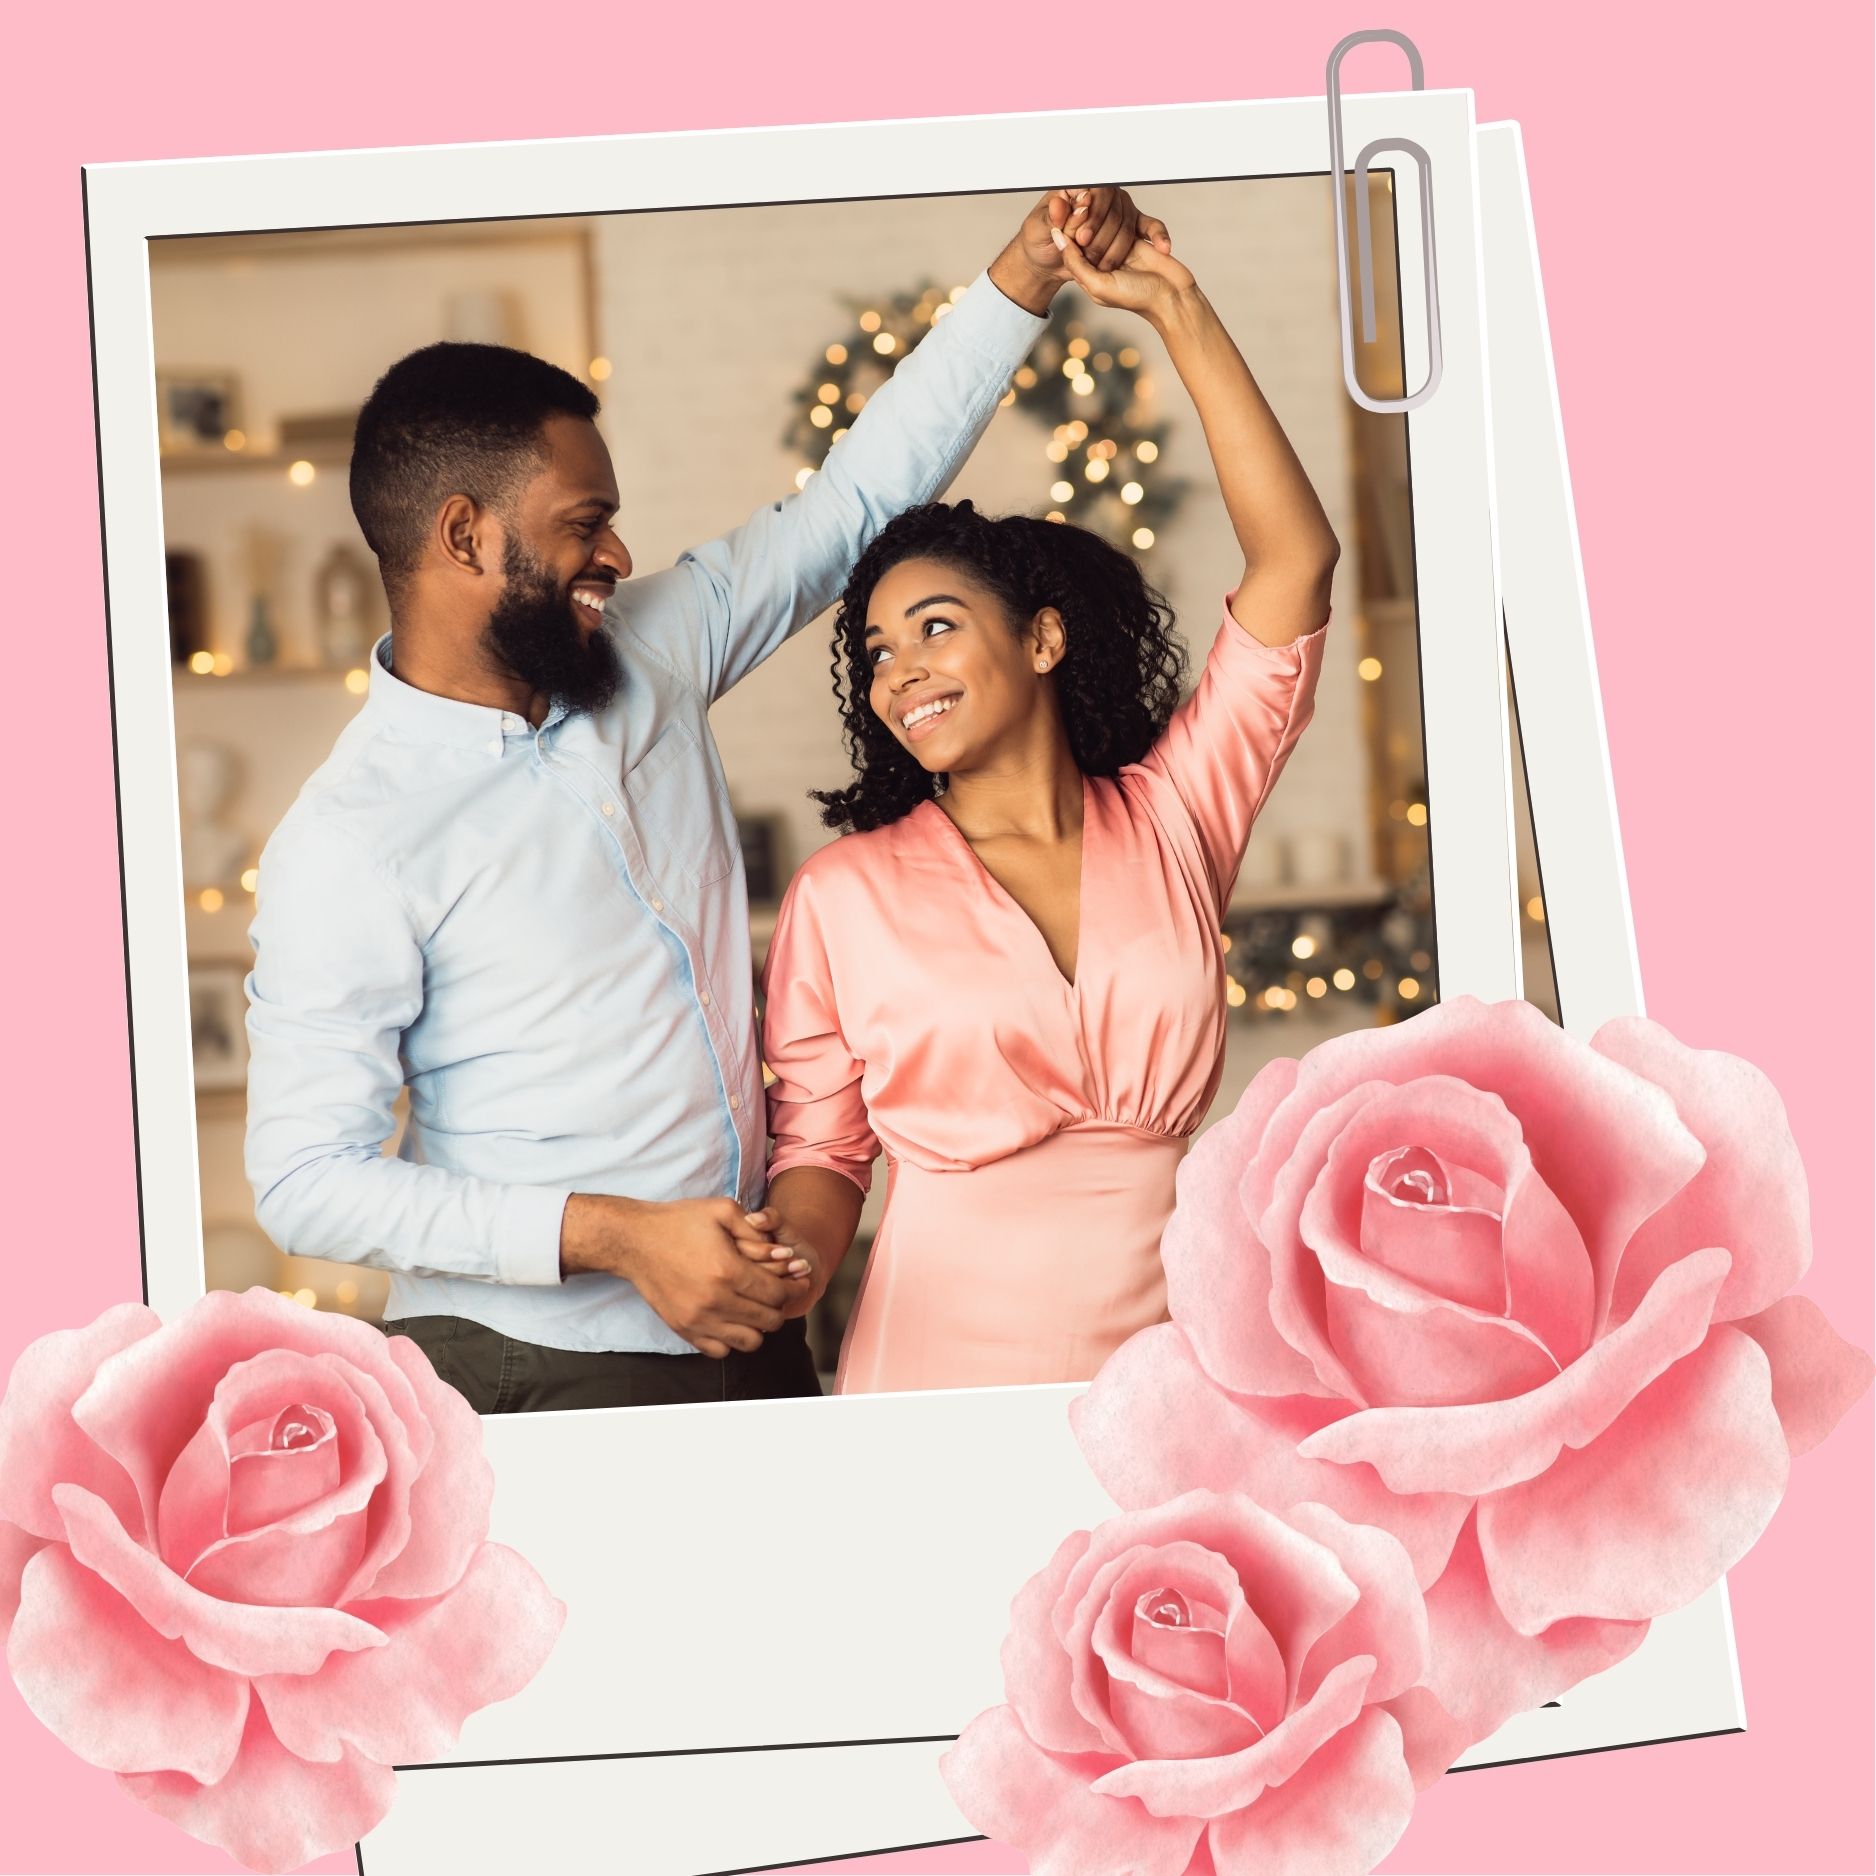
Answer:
top-left (244, 270), bottom-right (1045, 1354)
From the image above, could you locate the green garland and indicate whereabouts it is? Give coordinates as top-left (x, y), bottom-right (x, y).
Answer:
top-left (784, 281), bottom-right (1188, 554)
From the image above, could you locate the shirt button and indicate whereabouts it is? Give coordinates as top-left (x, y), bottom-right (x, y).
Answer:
top-left (729, 1094), bottom-right (741, 1111)
top-left (486, 738), bottom-right (502, 756)
top-left (651, 898), bottom-right (664, 913)
top-left (601, 801), bottom-right (615, 818)
top-left (699, 991), bottom-right (711, 1007)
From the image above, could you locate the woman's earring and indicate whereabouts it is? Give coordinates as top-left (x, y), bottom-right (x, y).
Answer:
top-left (1037, 658), bottom-right (1051, 671)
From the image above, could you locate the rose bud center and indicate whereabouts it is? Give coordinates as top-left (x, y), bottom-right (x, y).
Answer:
top-left (1377, 1143), bottom-right (1450, 1207)
top-left (1139, 1587), bottom-right (1192, 1629)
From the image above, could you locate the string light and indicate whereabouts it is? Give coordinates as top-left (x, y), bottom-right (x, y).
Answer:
top-left (1132, 527), bottom-right (1155, 549)
top-left (287, 460), bottom-right (316, 487)
top-left (588, 357), bottom-right (613, 381)
top-left (1085, 458), bottom-right (1110, 483)
top-left (1399, 977), bottom-right (1422, 1000)
top-left (222, 429), bottom-right (247, 452)
top-left (1014, 366), bottom-right (1038, 388)
top-left (859, 311), bottom-right (882, 332)
top-left (1045, 440), bottom-right (1069, 463)
top-left (336, 1280), bottom-right (359, 1306)
top-left (1526, 896), bottom-right (1545, 923)
top-left (1292, 934), bottom-right (1317, 959)
top-left (1121, 482), bottom-right (1143, 504)
top-left (344, 668), bottom-right (369, 695)
top-left (1118, 347), bottom-right (1141, 368)
top-left (1225, 977), bottom-right (1248, 1008)
top-left (198, 888), bottom-right (224, 913)
top-left (825, 343), bottom-right (848, 365)
top-left (1406, 803), bottom-right (1428, 827)
top-left (1051, 480), bottom-right (1075, 502)
top-left (292, 1289), bottom-right (317, 1309)
top-left (189, 651), bottom-right (214, 675)
top-left (1306, 976), bottom-right (1328, 998)
top-left (795, 467), bottom-right (815, 490)
top-left (873, 332), bottom-right (896, 355)
top-left (240, 868), bottom-right (259, 894)
top-left (817, 383), bottom-right (841, 403)
top-left (810, 405), bottom-right (833, 428)
top-left (211, 653), bottom-right (233, 676)
top-left (1359, 656), bottom-right (1383, 681)
top-left (1333, 967), bottom-right (1356, 990)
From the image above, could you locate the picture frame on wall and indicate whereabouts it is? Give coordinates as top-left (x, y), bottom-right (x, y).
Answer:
top-left (155, 368), bottom-right (241, 454)
top-left (187, 963), bottom-right (249, 1091)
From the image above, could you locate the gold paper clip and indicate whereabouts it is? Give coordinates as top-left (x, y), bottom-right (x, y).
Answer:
top-left (1327, 28), bottom-right (1444, 412)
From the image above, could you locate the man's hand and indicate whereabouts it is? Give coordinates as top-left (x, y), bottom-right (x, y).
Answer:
top-left (559, 1193), bottom-right (795, 1359)
top-left (990, 187), bottom-right (1173, 316)
top-left (731, 1206), bottom-right (823, 1322)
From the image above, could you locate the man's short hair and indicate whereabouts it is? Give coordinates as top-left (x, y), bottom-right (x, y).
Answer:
top-left (349, 343), bottom-right (600, 594)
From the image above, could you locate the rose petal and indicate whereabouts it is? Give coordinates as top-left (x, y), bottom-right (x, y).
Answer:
top-left (349, 1332), bottom-right (492, 1603)
top-left (1375, 1684), bottom-right (1473, 1789)
top-left (1282, 1503), bottom-right (1427, 1706)
top-left (1064, 1493), bottom-right (1359, 1716)
top-left (0, 1520), bottom-right (43, 1643)
top-left (1419, 1515), bottom-right (1648, 1742)
top-left (1205, 1707), bottom-right (1416, 1876)
top-left (1300, 1246), bottom-right (1733, 1497)
top-left (1221, 1600), bottom-right (1287, 1736)
top-left (1594, 1016), bottom-right (1813, 1325)
top-left (1163, 1057), bottom-right (1335, 1399)
top-left (1312, 1235), bottom-right (1562, 1408)
top-left (1479, 1327), bottom-right (1790, 1631)
top-left (120, 1700), bottom-right (396, 1874)
top-left (1255, 1081), bottom-right (1390, 1400)
top-left (1255, 997), bottom-right (1705, 1336)
top-left (256, 1541), bottom-right (564, 1767)
top-left (1093, 1653), bottom-right (1375, 1819)
top-left (1313, 1077), bottom-right (1519, 1312)
top-left (1734, 1296), bottom-right (1875, 1457)
top-left (0, 1302), bottom-right (156, 1543)
top-left (72, 1289), bottom-right (434, 1552)
top-left (1001, 1529), bottom-right (1108, 1756)
top-left (8, 1544), bottom-right (248, 1782)
top-left (1090, 1546), bottom-right (1263, 1761)
top-left (1073, 1326), bottom-right (1470, 1588)
top-left (160, 1353), bottom-right (389, 1605)
top-left (940, 1705), bottom-right (1201, 1876)
top-left (54, 1483), bottom-right (384, 1679)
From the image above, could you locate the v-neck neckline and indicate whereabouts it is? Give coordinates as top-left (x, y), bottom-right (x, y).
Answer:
top-left (922, 775), bottom-right (1091, 994)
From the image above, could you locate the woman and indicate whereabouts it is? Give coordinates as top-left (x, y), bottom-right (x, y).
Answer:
top-left (749, 223), bottom-right (1339, 1393)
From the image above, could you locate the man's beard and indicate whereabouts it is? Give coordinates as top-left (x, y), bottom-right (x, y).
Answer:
top-left (483, 537), bottom-right (622, 714)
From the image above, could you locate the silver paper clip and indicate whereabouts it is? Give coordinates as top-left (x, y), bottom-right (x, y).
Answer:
top-left (1328, 28), bottom-right (1443, 413)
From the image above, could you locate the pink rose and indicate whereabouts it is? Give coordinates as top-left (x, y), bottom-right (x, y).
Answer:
top-left (1075, 997), bottom-right (1873, 1745)
top-left (942, 1490), bottom-right (1465, 1876)
top-left (0, 1288), bottom-right (564, 1872)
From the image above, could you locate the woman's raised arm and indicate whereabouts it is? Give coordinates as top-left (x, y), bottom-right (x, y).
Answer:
top-left (1051, 230), bottom-right (1339, 647)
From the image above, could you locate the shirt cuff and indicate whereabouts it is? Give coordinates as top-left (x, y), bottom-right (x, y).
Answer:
top-left (493, 1184), bottom-right (576, 1287)
top-left (947, 266), bottom-right (1051, 364)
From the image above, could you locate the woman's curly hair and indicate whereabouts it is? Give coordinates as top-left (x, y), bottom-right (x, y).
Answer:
top-left (810, 501), bottom-right (1189, 834)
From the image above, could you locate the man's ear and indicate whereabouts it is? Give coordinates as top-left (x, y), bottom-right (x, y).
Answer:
top-left (436, 493), bottom-right (490, 577)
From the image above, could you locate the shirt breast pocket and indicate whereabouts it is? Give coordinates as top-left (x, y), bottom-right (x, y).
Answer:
top-left (625, 719), bottom-right (736, 889)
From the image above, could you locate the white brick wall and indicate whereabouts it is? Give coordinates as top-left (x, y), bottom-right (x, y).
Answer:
top-left (591, 178), bottom-right (1374, 892)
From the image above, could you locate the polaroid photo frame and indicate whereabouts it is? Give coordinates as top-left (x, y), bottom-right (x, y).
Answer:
top-left (349, 117), bottom-right (1749, 1876)
top-left (88, 86), bottom-right (1532, 1874)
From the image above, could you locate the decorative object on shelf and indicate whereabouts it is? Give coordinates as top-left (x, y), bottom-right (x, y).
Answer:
top-left (155, 369), bottom-right (242, 455)
top-left (187, 964), bottom-right (250, 1092)
top-left (177, 740), bottom-right (249, 892)
top-left (314, 542), bottom-right (375, 668)
top-left (276, 410), bottom-right (357, 458)
top-left (243, 593), bottom-right (278, 668)
top-left (785, 283), bottom-right (1188, 553)
top-left (1288, 825), bottom-right (1352, 888)
top-left (165, 551), bottom-right (209, 666)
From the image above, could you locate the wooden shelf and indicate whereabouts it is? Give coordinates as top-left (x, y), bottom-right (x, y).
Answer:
top-left (174, 664), bottom-right (368, 688)
top-left (160, 444), bottom-right (351, 478)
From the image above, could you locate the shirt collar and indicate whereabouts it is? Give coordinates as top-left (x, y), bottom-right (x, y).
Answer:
top-left (365, 632), bottom-right (570, 751)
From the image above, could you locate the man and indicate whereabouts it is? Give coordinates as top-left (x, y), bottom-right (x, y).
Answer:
top-left (245, 186), bottom-right (1167, 1412)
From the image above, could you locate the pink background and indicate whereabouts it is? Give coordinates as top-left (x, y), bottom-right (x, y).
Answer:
top-left (2, 2), bottom-right (1869, 1872)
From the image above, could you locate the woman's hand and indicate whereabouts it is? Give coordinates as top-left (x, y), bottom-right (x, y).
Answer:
top-left (732, 1205), bottom-right (821, 1320)
top-left (1050, 221), bottom-right (1194, 325)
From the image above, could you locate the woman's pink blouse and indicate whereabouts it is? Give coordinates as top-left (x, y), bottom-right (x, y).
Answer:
top-left (761, 605), bottom-right (1329, 1191)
